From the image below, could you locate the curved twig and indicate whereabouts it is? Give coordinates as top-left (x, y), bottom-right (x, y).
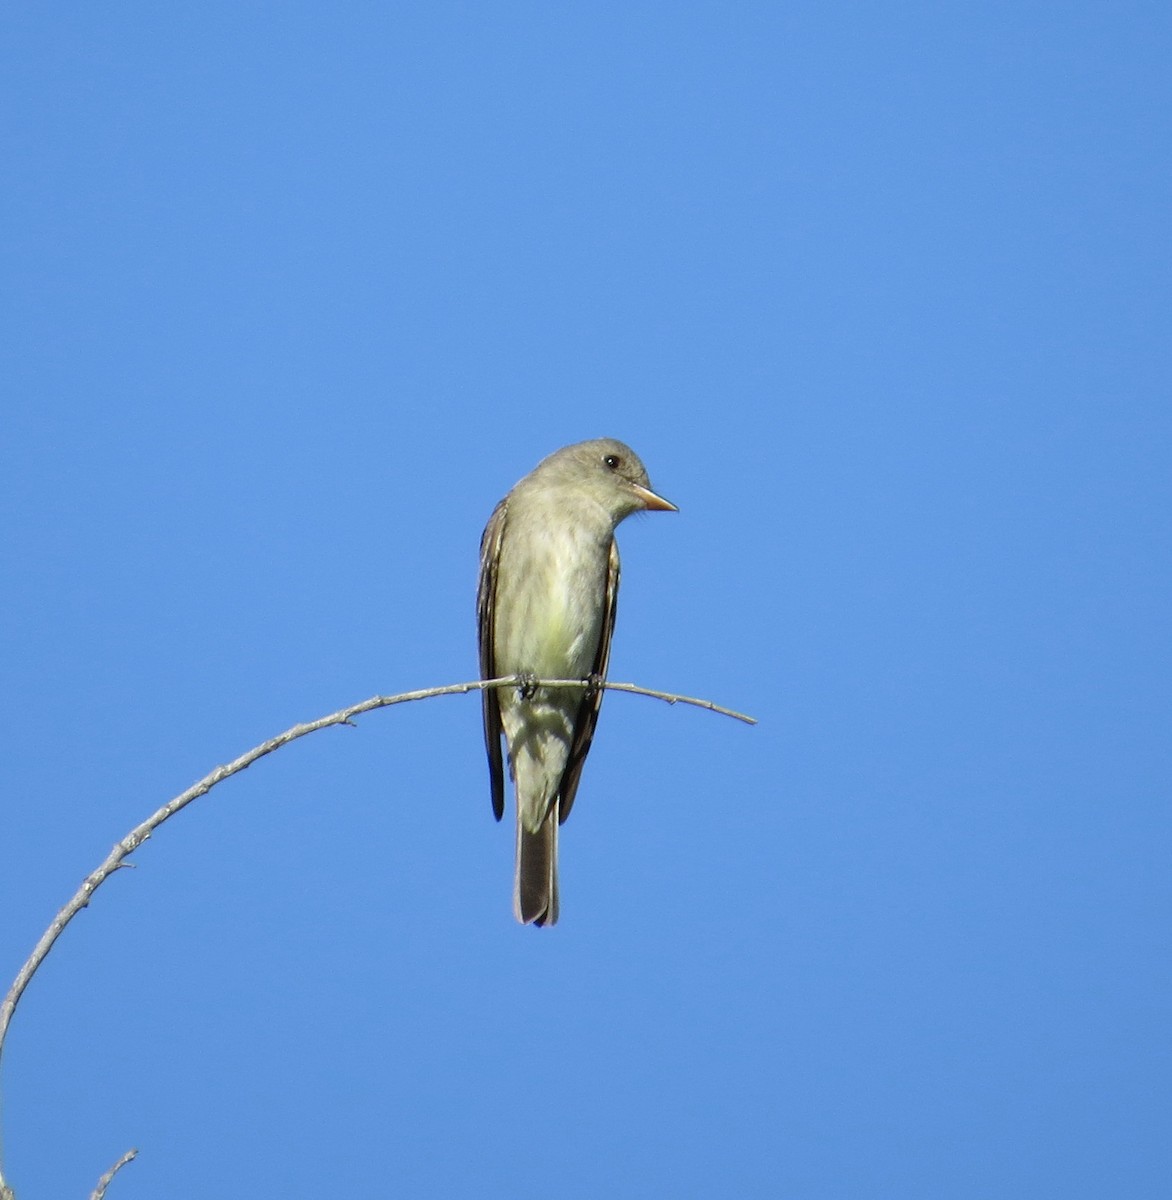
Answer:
top-left (90, 1149), bottom-right (137, 1200)
top-left (0, 675), bottom-right (753, 1196)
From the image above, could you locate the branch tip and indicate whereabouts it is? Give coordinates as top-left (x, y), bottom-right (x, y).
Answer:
top-left (90, 1147), bottom-right (138, 1200)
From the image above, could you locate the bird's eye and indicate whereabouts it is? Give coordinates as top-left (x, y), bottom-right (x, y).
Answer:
top-left (603, 454), bottom-right (622, 470)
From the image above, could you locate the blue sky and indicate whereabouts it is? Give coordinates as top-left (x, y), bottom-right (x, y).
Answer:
top-left (2, 3), bottom-right (1170, 1196)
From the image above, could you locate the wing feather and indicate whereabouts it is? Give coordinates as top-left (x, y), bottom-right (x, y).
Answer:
top-left (477, 500), bottom-right (508, 821)
top-left (557, 538), bottom-right (620, 823)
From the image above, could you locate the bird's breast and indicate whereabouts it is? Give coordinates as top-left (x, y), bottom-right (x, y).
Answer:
top-left (494, 519), bottom-right (610, 680)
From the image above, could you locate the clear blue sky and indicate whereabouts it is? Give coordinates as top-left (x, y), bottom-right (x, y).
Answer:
top-left (3, 3), bottom-right (1169, 1197)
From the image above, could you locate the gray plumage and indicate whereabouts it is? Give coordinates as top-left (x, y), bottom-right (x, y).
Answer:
top-left (477, 438), bottom-right (676, 925)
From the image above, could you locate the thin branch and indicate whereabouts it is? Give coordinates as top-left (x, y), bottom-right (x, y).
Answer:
top-left (90, 1149), bottom-right (137, 1200)
top-left (582, 680), bottom-right (756, 725)
top-left (0, 675), bottom-right (753, 1195)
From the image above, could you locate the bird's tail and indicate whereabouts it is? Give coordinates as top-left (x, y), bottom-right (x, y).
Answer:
top-left (514, 805), bottom-right (559, 927)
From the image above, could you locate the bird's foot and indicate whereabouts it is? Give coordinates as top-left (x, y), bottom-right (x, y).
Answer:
top-left (585, 672), bottom-right (604, 700)
top-left (516, 672), bottom-right (539, 700)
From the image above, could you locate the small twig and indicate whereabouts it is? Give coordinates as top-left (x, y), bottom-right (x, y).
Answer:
top-left (90, 1148), bottom-right (137, 1200)
top-left (582, 680), bottom-right (756, 725)
top-left (0, 675), bottom-right (753, 1196)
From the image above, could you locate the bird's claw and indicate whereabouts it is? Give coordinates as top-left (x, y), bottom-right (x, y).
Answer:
top-left (516, 672), bottom-right (539, 700)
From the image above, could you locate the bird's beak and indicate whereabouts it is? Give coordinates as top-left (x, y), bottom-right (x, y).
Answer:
top-left (630, 483), bottom-right (678, 512)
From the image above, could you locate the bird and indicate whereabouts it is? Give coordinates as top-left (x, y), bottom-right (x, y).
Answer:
top-left (477, 438), bottom-right (677, 925)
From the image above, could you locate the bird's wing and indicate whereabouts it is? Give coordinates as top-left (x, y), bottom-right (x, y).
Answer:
top-left (558, 537), bottom-right (621, 824)
top-left (477, 499), bottom-right (508, 821)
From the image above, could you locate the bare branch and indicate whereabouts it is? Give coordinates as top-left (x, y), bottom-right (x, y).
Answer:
top-left (580, 679), bottom-right (757, 725)
top-left (90, 1149), bottom-right (137, 1200)
top-left (0, 675), bottom-right (752, 1195)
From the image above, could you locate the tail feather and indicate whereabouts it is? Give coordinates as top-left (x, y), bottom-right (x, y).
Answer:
top-left (514, 807), bottom-right (559, 926)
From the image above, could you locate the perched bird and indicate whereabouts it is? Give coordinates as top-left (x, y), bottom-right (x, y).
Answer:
top-left (477, 438), bottom-right (677, 925)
